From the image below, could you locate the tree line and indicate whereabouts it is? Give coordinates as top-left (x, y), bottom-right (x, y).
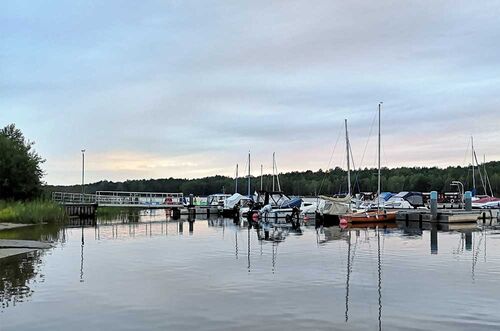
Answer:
top-left (46, 162), bottom-right (500, 197)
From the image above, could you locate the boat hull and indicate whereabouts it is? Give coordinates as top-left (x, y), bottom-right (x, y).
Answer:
top-left (344, 210), bottom-right (397, 223)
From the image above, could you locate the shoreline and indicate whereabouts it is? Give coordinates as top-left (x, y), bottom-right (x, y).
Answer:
top-left (0, 224), bottom-right (53, 261)
top-left (0, 222), bottom-right (36, 231)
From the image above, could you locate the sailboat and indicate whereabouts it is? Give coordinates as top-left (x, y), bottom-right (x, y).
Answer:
top-left (343, 103), bottom-right (397, 223)
top-left (229, 152), bottom-right (256, 218)
top-left (468, 141), bottom-right (500, 208)
top-left (317, 119), bottom-right (356, 224)
top-left (248, 153), bottom-right (302, 226)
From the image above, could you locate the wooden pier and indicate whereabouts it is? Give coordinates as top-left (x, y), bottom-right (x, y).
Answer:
top-left (63, 203), bottom-right (98, 217)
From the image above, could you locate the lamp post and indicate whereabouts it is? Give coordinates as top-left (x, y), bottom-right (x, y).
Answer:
top-left (81, 149), bottom-right (86, 201)
top-left (451, 180), bottom-right (464, 203)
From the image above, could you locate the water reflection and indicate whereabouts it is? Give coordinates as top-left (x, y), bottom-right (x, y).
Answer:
top-left (345, 230), bottom-right (352, 322)
top-left (80, 226), bottom-right (85, 283)
top-left (431, 224), bottom-right (438, 254)
top-left (0, 224), bottom-right (66, 311)
top-left (377, 228), bottom-right (383, 331)
top-left (247, 227), bottom-right (251, 273)
top-left (342, 227), bottom-right (384, 330)
top-left (0, 251), bottom-right (44, 311)
top-left (3, 212), bottom-right (500, 330)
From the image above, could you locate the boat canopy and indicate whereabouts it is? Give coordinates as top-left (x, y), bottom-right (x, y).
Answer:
top-left (224, 193), bottom-right (252, 209)
top-left (255, 191), bottom-right (292, 207)
top-left (391, 191), bottom-right (424, 207)
top-left (207, 194), bottom-right (232, 206)
top-left (280, 197), bottom-right (302, 209)
top-left (379, 192), bottom-right (394, 201)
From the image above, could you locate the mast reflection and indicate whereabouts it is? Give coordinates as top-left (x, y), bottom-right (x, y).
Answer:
top-left (377, 227), bottom-right (382, 331)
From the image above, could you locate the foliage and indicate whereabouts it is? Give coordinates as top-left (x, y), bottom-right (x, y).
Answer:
top-left (0, 124), bottom-right (45, 200)
top-left (45, 161), bottom-right (500, 197)
top-left (0, 200), bottom-right (66, 224)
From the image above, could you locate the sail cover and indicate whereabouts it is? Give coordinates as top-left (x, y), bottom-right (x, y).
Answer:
top-left (319, 195), bottom-right (351, 215)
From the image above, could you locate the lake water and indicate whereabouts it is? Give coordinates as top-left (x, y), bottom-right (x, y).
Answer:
top-left (1, 212), bottom-right (500, 330)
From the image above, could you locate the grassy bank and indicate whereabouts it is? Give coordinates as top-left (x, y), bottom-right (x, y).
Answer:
top-left (0, 200), bottom-right (67, 224)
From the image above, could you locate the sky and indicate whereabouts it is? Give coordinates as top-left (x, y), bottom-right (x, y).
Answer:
top-left (1, 1), bottom-right (500, 185)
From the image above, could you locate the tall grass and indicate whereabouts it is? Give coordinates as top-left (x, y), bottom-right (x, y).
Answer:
top-left (0, 200), bottom-right (67, 224)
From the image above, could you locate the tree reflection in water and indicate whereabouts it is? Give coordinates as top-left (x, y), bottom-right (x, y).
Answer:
top-left (0, 250), bottom-right (44, 311)
top-left (0, 224), bottom-right (62, 311)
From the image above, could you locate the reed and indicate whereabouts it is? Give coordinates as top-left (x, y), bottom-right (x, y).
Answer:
top-left (0, 200), bottom-right (67, 224)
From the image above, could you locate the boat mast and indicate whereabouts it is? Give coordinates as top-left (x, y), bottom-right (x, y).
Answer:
top-left (272, 152), bottom-right (275, 191)
top-left (345, 119), bottom-right (351, 197)
top-left (275, 155), bottom-right (281, 191)
top-left (483, 155), bottom-right (494, 197)
top-left (247, 151), bottom-right (251, 197)
top-left (472, 148), bottom-right (487, 195)
top-left (377, 102), bottom-right (382, 212)
top-left (235, 164), bottom-right (238, 193)
top-left (471, 136), bottom-right (476, 194)
top-left (260, 164), bottom-right (263, 191)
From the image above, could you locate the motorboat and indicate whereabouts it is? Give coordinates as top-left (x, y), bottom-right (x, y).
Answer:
top-left (361, 191), bottom-right (425, 210)
top-left (472, 196), bottom-right (500, 209)
top-left (300, 200), bottom-right (318, 225)
top-left (223, 193), bottom-right (253, 216)
top-left (206, 194), bottom-right (232, 213)
top-left (248, 191), bottom-right (302, 226)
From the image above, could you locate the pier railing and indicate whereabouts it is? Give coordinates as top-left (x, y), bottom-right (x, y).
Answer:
top-left (52, 191), bottom-right (184, 208)
top-left (52, 192), bottom-right (97, 204)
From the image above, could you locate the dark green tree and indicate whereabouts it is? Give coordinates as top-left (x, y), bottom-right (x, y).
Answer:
top-left (0, 124), bottom-right (45, 200)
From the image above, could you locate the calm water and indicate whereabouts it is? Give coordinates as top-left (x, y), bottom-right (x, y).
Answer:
top-left (1, 212), bottom-right (500, 330)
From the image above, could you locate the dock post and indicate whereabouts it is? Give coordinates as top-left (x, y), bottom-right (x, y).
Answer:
top-left (430, 223), bottom-right (438, 254)
top-left (430, 191), bottom-right (438, 221)
top-left (187, 206), bottom-right (195, 218)
top-left (464, 191), bottom-right (472, 211)
top-left (465, 231), bottom-right (472, 250)
top-left (189, 194), bottom-right (194, 207)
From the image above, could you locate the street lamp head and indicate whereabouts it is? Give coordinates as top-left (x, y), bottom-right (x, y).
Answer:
top-left (81, 149), bottom-right (86, 153)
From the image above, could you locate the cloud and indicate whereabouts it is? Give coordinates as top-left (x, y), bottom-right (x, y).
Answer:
top-left (1, 0), bottom-right (500, 184)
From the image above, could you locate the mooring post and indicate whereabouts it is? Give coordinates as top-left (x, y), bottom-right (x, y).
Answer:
top-left (430, 191), bottom-right (438, 221)
top-left (430, 223), bottom-right (438, 254)
top-left (464, 191), bottom-right (472, 211)
top-left (465, 231), bottom-right (472, 251)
